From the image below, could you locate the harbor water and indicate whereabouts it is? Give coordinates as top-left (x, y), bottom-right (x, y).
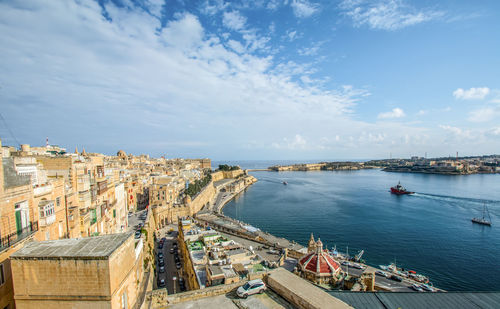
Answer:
top-left (220, 162), bottom-right (500, 291)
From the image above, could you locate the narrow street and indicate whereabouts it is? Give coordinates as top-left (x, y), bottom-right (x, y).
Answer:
top-left (153, 224), bottom-right (184, 294)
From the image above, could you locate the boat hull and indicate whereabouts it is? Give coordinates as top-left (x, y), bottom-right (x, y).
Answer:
top-left (390, 187), bottom-right (414, 195)
top-left (471, 218), bottom-right (491, 226)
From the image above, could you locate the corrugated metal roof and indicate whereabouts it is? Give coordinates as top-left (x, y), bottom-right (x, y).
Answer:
top-left (328, 291), bottom-right (500, 309)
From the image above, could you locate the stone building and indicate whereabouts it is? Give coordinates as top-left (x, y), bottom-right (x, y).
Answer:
top-left (298, 235), bottom-right (343, 285)
top-left (0, 139), bottom-right (39, 309)
top-left (11, 232), bottom-right (143, 309)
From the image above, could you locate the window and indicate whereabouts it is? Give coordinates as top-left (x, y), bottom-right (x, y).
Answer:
top-left (0, 263), bottom-right (5, 285)
top-left (121, 291), bottom-right (128, 309)
top-left (56, 197), bottom-right (61, 207)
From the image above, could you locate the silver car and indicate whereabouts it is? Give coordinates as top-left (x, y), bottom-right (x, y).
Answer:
top-left (236, 279), bottom-right (266, 298)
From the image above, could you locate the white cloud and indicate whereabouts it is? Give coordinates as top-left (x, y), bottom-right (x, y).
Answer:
top-left (227, 39), bottom-right (245, 53)
top-left (272, 134), bottom-right (307, 150)
top-left (291, 0), bottom-right (319, 18)
top-left (267, 0), bottom-right (281, 10)
top-left (287, 30), bottom-right (298, 41)
top-left (222, 10), bottom-right (247, 31)
top-left (417, 110), bottom-right (427, 116)
top-left (340, 0), bottom-right (444, 31)
top-left (453, 87), bottom-right (490, 100)
top-left (160, 13), bottom-right (204, 50)
top-left (378, 108), bottom-right (405, 119)
top-left (468, 107), bottom-right (499, 122)
top-left (200, 0), bottom-right (229, 15)
top-left (298, 46), bottom-right (319, 56)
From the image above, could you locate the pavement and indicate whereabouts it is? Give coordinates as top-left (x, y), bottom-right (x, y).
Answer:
top-left (167, 289), bottom-right (293, 309)
top-left (127, 209), bottom-right (148, 232)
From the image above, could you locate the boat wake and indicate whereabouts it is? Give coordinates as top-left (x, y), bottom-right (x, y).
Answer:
top-left (411, 192), bottom-right (499, 205)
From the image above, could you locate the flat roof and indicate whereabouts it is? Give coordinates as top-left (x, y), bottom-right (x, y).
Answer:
top-left (11, 232), bottom-right (133, 260)
top-left (328, 291), bottom-right (500, 309)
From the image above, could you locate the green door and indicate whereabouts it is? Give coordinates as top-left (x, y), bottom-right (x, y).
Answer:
top-left (15, 210), bottom-right (22, 234)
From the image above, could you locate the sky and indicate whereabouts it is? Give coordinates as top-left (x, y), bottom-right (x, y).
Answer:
top-left (0, 0), bottom-right (499, 160)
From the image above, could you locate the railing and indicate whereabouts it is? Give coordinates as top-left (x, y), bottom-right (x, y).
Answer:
top-left (0, 221), bottom-right (38, 252)
top-left (39, 213), bottom-right (56, 227)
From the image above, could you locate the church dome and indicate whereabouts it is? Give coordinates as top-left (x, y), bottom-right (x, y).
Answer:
top-left (117, 150), bottom-right (127, 157)
top-left (299, 250), bottom-right (341, 275)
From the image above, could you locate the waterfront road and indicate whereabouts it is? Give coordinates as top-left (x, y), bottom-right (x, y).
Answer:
top-left (340, 265), bottom-right (426, 292)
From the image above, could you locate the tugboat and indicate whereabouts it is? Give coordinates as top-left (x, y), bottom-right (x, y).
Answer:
top-left (390, 181), bottom-right (414, 195)
top-left (472, 204), bottom-right (492, 226)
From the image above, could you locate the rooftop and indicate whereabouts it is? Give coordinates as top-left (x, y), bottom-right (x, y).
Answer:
top-left (328, 291), bottom-right (500, 309)
top-left (11, 232), bottom-right (133, 260)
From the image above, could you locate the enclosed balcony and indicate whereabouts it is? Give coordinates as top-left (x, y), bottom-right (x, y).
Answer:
top-left (39, 200), bottom-right (56, 227)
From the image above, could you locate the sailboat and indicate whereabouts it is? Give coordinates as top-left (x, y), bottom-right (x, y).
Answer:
top-left (472, 204), bottom-right (492, 226)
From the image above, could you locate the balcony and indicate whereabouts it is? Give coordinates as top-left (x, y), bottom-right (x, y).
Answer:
top-left (39, 200), bottom-right (56, 227)
top-left (33, 184), bottom-right (53, 197)
top-left (39, 213), bottom-right (56, 226)
top-left (0, 221), bottom-right (38, 253)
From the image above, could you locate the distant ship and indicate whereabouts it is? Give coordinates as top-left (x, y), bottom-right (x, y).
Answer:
top-left (390, 181), bottom-right (414, 195)
top-left (283, 181), bottom-right (288, 185)
top-left (472, 204), bottom-right (492, 226)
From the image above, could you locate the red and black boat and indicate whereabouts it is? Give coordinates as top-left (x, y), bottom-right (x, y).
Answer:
top-left (390, 181), bottom-right (414, 195)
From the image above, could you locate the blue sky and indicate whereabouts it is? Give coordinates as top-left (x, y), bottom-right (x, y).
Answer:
top-left (1, 0), bottom-right (499, 160)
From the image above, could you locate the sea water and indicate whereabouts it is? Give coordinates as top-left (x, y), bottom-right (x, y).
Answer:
top-left (220, 163), bottom-right (500, 291)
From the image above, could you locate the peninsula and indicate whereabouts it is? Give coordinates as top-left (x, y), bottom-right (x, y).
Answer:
top-left (268, 155), bottom-right (500, 175)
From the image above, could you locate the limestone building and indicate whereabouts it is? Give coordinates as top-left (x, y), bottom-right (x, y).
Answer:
top-left (11, 232), bottom-right (143, 309)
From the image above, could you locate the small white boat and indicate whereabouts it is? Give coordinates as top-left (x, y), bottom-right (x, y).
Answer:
top-left (412, 283), bottom-right (423, 292)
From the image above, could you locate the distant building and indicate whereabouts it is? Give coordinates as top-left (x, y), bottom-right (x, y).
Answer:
top-left (11, 232), bottom-right (143, 309)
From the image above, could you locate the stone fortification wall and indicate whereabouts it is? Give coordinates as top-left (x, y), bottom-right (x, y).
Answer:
top-left (148, 281), bottom-right (242, 308)
top-left (265, 268), bottom-right (352, 309)
top-left (211, 169), bottom-right (244, 182)
top-left (189, 180), bottom-right (216, 214)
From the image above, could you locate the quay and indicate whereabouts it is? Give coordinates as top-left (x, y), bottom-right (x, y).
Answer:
top-left (195, 212), bottom-right (443, 293)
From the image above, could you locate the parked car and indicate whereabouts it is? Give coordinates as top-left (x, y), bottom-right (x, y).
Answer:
top-left (236, 279), bottom-right (266, 298)
top-left (421, 284), bottom-right (434, 292)
top-left (157, 278), bottom-right (166, 287)
top-left (158, 252), bottom-right (163, 259)
top-left (169, 248), bottom-right (175, 254)
top-left (158, 259), bottom-right (165, 267)
top-left (174, 256), bottom-right (180, 263)
top-left (173, 242), bottom-right (178, 249)
top-left (159, 266), bottom-right (165, 273)
top-left (134, 231), bottom-right (141, 239)
top-left (412, 284), bottom-right (424, 292)
top-left (376, 270), bottom-right (388, 277)
top-left (175, 262), bottom-right (181, 269)
top-left (390, 275), bottom-right (403, 282)
top-left (352, 263), bottom-right (363, 269)
top-left (158, 243), bottom-right (163, 250)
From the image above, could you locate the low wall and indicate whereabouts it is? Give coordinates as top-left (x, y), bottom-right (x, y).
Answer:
top-left (147, 281), bottom-right (242, 308)
top-left (265, 269), bottom-right (352, 309)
